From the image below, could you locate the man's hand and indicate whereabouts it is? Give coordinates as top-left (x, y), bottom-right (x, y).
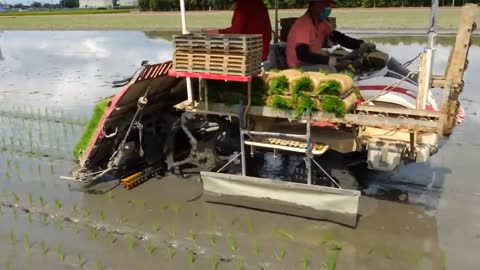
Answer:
top-left (359, 42), bottom-right (376, 53)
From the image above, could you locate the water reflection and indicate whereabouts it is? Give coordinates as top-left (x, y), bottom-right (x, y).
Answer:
top-left (0, 31), bottom-right (4, 61)
top-left (0, 31), bottom-right (172, 111)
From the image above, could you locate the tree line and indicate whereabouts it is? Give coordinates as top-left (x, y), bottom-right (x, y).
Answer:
top-left (8, 0), bottom-right (479, 11)
top-left (139, 0), bottom-right (478, 11)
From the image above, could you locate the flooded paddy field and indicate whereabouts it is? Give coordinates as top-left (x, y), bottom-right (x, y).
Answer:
top-left (1, 31), bottom-right (480, 269)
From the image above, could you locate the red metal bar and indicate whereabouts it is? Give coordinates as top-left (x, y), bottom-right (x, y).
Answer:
top-left (168, 69), bottom-right (253, 82)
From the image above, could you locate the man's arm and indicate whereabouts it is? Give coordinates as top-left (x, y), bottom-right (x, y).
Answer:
top-left (295, 44), bottom-right (331, 65)
top-left (330, 30), bottom-right (364, 50)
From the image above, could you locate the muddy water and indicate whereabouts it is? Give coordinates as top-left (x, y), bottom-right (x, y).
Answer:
top-left (1, 31), bottom-right (480, 269)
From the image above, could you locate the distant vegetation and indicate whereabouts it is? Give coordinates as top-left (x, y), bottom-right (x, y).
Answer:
top-left (138, 0), bottom-right (474, 11)
top-left (2, 0), bottom-right (474, 14)
top-left (0, 9), bottom-right (134, 16)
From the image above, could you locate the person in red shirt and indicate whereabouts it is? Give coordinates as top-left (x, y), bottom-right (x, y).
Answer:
top-left (287, 0), bottom-right (372, 71)
top-left (203, 0), bottom-right (272, 61)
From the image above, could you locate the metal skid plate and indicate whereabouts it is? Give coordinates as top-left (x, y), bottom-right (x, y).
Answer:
top-left (201, 171), bottom-right (361, 227)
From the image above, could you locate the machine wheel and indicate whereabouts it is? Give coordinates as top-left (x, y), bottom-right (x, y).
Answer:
top-left (165, 114), bottom-right (239, 174)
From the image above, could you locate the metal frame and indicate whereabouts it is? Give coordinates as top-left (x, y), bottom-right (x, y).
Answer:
top-left (172, 1), bottom-right (476, 169)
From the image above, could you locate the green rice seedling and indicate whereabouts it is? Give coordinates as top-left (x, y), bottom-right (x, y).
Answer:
top-left (275, 248), bottom-right (287, 261)
top-left (303, 253), bottom-right (311, 270)
top-left (39, 125), bottom-right (43, 141)
top-left (187, 248), bottom-right (196, 265)
top-left (269, 95), bottom-right (294, 110)
top-left (24, 234), bottom-right (32, 251)
top-left (118, 215), bottom-right (128, 225)
top-left (54, 199), bottom-right (62, 210)
top-left (352, 86), bottom-right (362, 100)
top-left (291, 76), bottom-right (314, 97)
top-left (138, 199), bottom-right (148, 209)
top-left (316, 80), bottom-right (342, 96)
top-left (106, 191), bottom-right (114, 200)
top-left (236, 258), bottom-right (244, 270)
top-left (11, 192), bottom-right (19, 202)
top-left (49, 163), bottom-right (55, 175)
top-left (27, 212), bottom-right (32, 223)
top-left (158, 202), bottom-right (168, 213)
top-left (415, 251), bottom-right (425, 266)
top-left (168, 245), bottom-right (175, 259)
top-left (367, 246), bottom-right (375, 255)
top-left (99, 211), bottom-right (105, 221)
top-left (294, 95), bottom-right (319, 118)
top-left (228, 236), bottom-right (238, 252)
top-left (5, 260), bottom-right (13, 270)
top-left (128, 234), bottom-right (136, 250)
top-left (144, 239), bottom-right (155, 255)
top-left (341, 70), bottom-right (355, 79)
top-left (55, 220), bottom-right (63, 231)
top-left (57, 245), bottom-right (65, 262)
top-left (39, 196), bottom-right (46, 208)
top-left (329, 240), bottom-right (343, 251)
top-left (442, 251), bottom-right (447, 270)
top-left (28, 193), bottom-right (33, 205)
top-left (384, 246), bottom-right (393, 260)
top-left (187, 229), bottom-right (196, 241)
top-left (72, 204), bottom-right (78, 215)
top-left (209, 210), bottom-right (216, 223)
top-left (171, 204), bottom-right (181, 215)
top-left (319, 68), bottom-right (331, 74)
top-left (246, 217), bottom-right (253, 233)
top-left (268, 75), bottom-right (289, 95)
top-left (321, 95), bottom-right (346, 117)
top-left (40, 240), bottom-right (48, 255)
top-left (67, 183), bottom-right (72, 192)
top-left (71, 223), bottom-right (80, 234)
top-left (274, 228), bottom-right (295, 241)
top-left (77, 254), bottom-right (86, 268)
top-left (127, 199), bottom-right (135, 206)
top-left (37, 163), bottom-right (42, 176)
top-left (41, 215), bottom-right (49, 226)
top-left (82, 208), bottom-right (90, 218)
top-left (12, 208), bottom-right (17, 220)
top-left (209, 233), bottom-right (216, 247)
top-left (89, 228), bottom-right (97, 240)
top-left (96, 259), bottom-right (104, 270)
top-left (152, 223), bottom-right (160, 233)
top-left (327, 251), bottom-right (338, 270)
top-left (9, 229), bottom-right (15, 246)
top-left (168, 227), bottom-right (176, 238)
top-left (253, 240), bottom-right (260, 256)
top-left (211, 254), bottom-right (218, 270)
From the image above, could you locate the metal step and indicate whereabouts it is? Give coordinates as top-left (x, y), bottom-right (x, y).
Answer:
top-left (245, 137), bottom-right (329, 156)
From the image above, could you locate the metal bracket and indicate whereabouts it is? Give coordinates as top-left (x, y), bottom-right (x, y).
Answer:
top-left (102, 127), bottom-right (118, 138)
